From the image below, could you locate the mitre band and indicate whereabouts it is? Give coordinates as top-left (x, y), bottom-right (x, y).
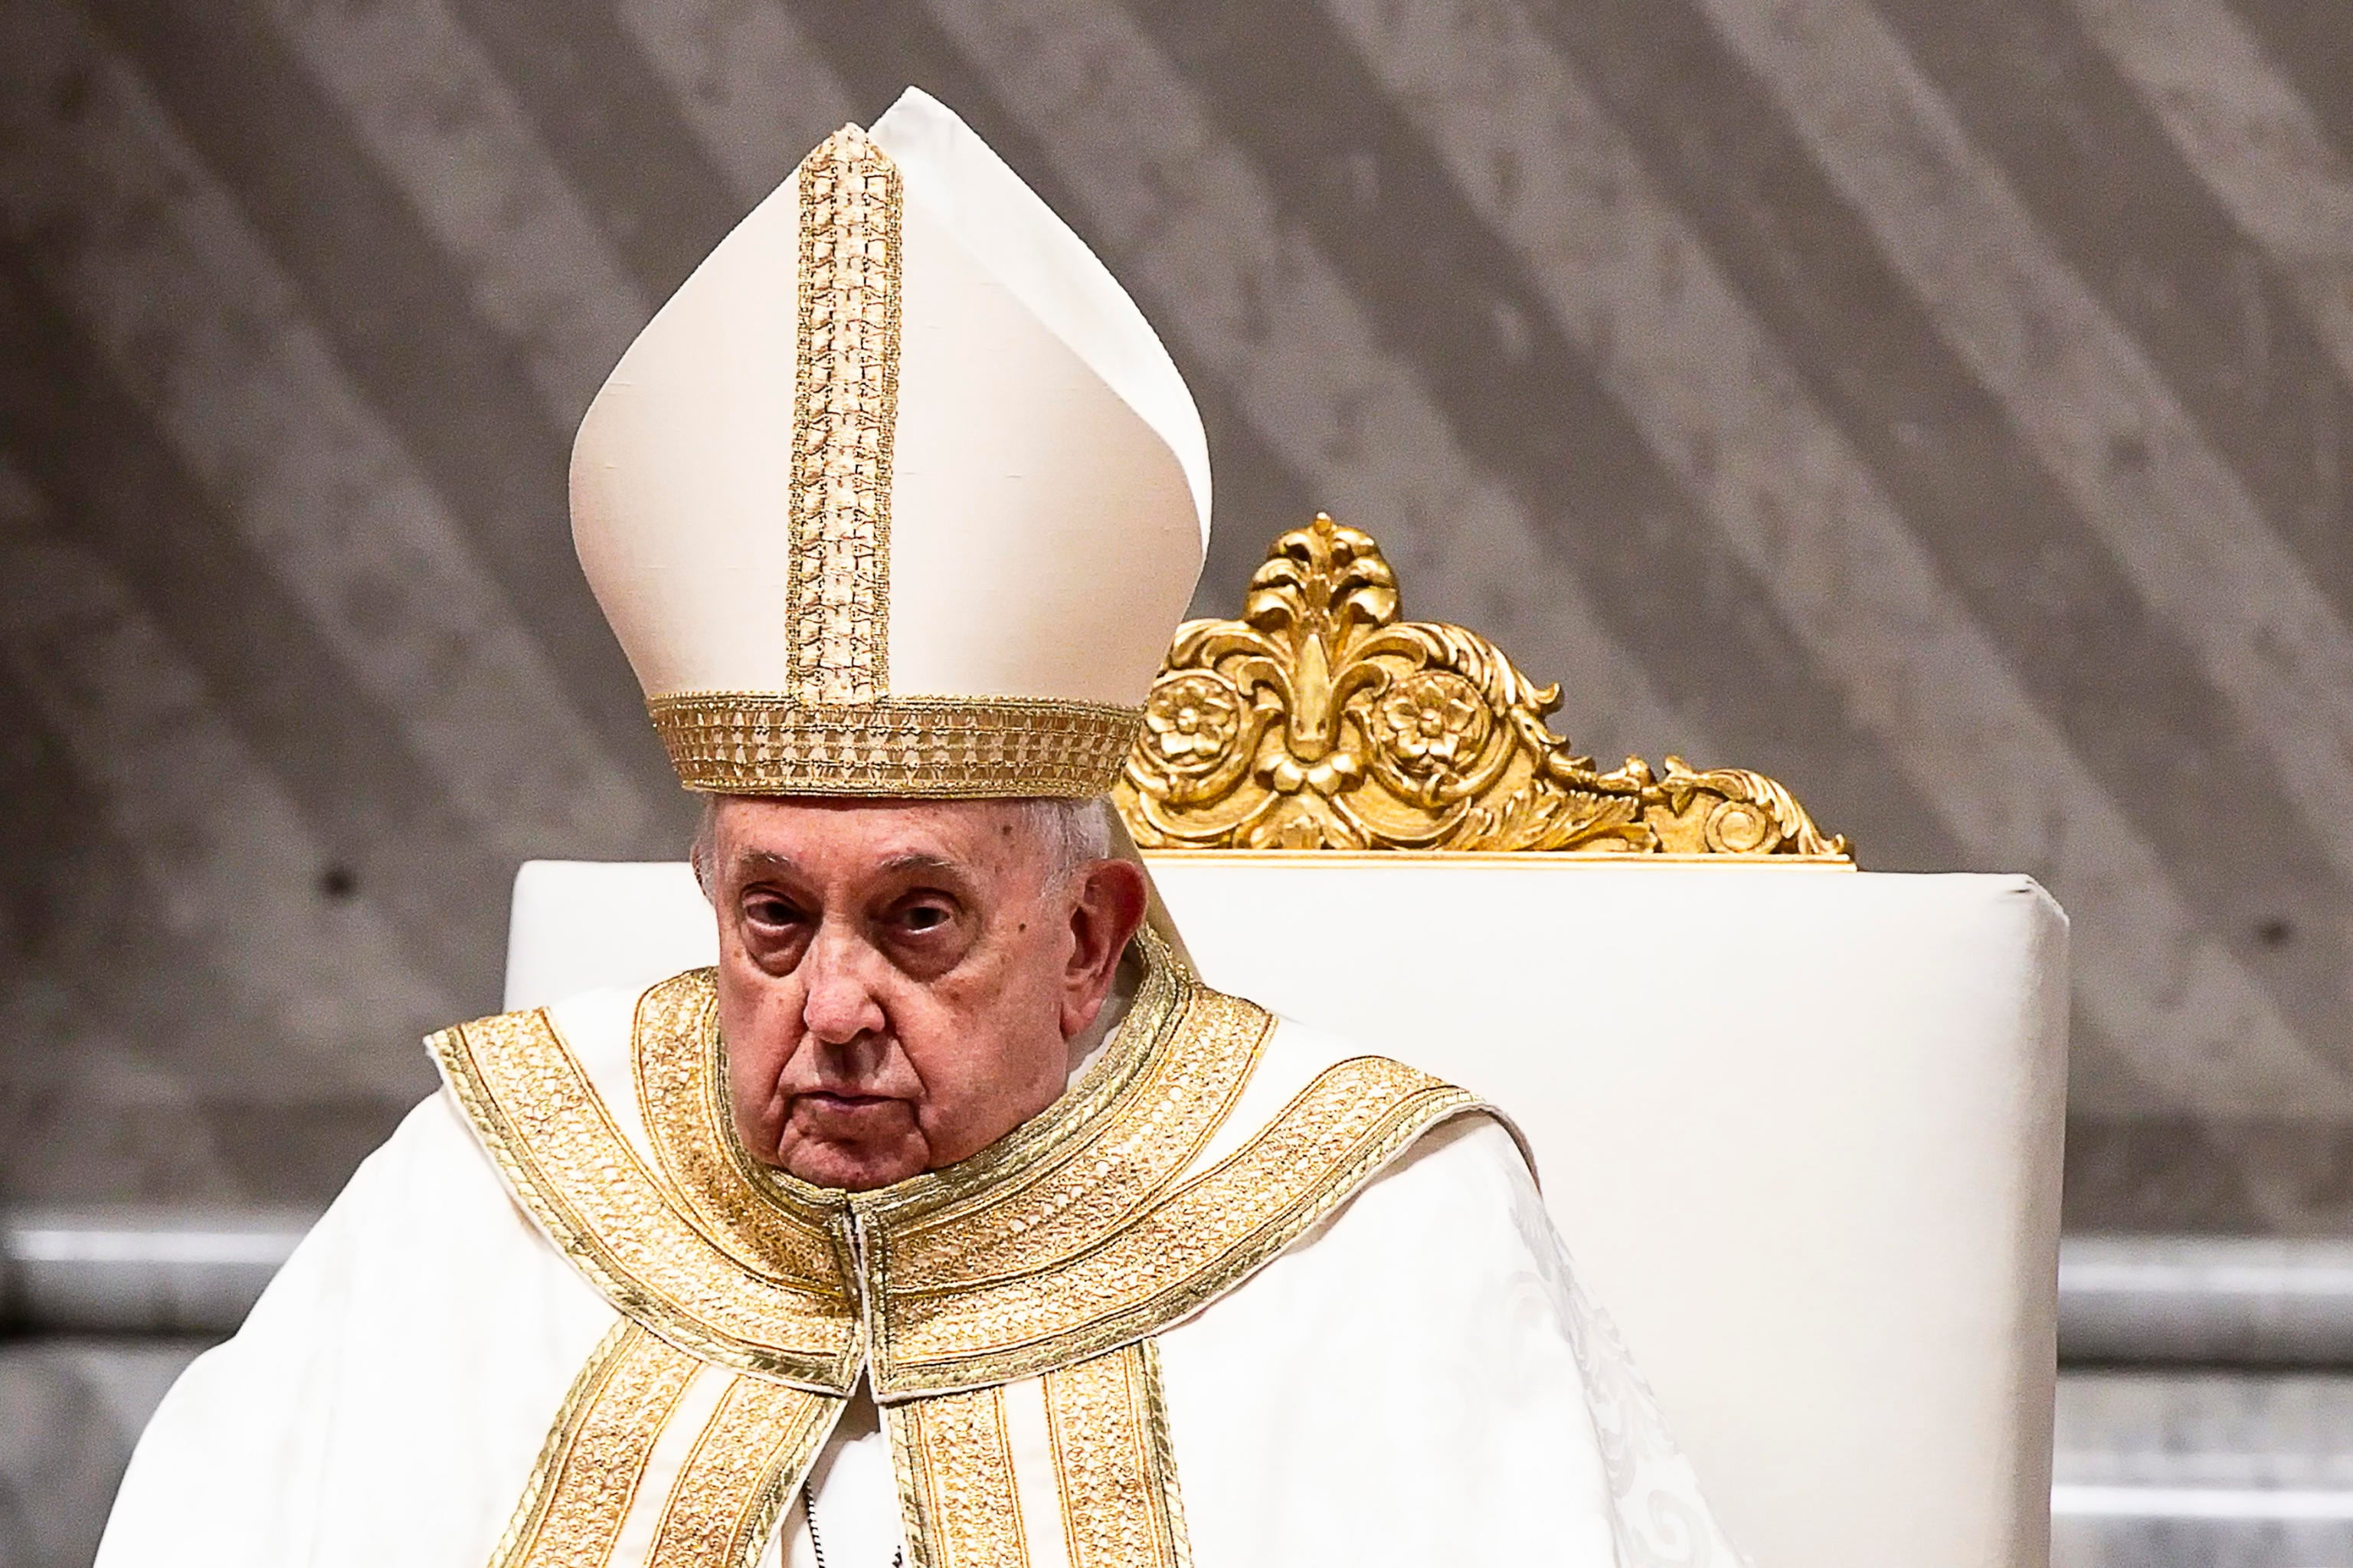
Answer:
top-left (649, 693), bottom-right (1143, 798)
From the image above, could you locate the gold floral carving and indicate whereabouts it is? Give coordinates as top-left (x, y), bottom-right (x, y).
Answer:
top-left (1116, 513), bottom-right (1853, 860)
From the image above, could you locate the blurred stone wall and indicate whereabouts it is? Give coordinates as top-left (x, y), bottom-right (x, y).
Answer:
top-left (7, 0), bottom-right (2353, 1229)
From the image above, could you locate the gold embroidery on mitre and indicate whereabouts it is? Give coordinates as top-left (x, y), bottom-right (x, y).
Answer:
top-left (790, 126), bottom-right (899, 708)
top-left (427, 1010), bottom-right (860, 1390)
top-left (487, 1321), bottom-right (700, 1568)
top-left (640, 125), bottom-right (1160, 798)
top-left (1045, 1342), bottom-right (1192, 1568)
top-left (647, 693), bottom-right (1143, 799)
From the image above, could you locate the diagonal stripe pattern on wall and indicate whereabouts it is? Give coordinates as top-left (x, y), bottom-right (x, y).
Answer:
top-left (5, 0), bottom-right (2353, 1230)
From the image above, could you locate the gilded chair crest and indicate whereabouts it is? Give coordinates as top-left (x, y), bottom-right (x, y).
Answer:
top-left (1115, 514), bottom-right (1851, 861)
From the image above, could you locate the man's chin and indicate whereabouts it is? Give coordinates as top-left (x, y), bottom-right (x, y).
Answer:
top-left (777, 1140), bottom-right (925, 1192)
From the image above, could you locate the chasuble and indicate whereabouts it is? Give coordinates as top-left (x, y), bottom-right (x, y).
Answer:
top-left (94, 935), bottom-right (1743, 1567)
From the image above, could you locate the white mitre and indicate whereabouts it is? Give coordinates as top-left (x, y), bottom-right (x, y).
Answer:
top-left (571, 88), bottom-right (1210, 797)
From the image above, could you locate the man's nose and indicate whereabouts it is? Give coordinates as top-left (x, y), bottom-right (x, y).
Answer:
top-left (799, 927), bottom-right (888, 1046)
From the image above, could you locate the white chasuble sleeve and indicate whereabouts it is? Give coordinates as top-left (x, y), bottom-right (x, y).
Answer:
top-left (1154, 1117), bottom-right (1746, 1568)
top-left (92, 1089), bottom-right (618, 1568)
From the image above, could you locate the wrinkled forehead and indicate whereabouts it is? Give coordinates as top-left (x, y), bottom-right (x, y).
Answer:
top-left (705, 794), bottom-right (1048, 885)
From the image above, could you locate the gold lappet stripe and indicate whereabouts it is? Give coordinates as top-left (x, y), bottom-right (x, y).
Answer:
top-left (489, 1323), bottom-right (699, 1568)
top-left (875, 1056), bottom-right (1484, 1392)
top-left (1046, 1342), bottom-right (1192, 1568)
top-left (876, 988), bottom-right (1270, 1288)
top-left (646, 1377), bottom-right (842, 1568)
top-left (889, 1386), bottom-right (1030, 1568)
top-left (631, 971), bottom-right (843, 1289)
top-left (427, 1010), bottom-right (859, 1389)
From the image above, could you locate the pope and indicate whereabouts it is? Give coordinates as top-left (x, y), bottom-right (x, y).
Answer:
top-left (94, 89), bottom-right (1746, 1568)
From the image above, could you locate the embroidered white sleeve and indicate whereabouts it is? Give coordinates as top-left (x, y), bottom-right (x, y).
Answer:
top-left (1553, 1236), bottom-right (1752, 1567)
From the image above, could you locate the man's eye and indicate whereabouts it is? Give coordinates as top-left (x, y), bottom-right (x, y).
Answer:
top-left (902, 903), bottom-right (952, 932)
top-left (745, 896), bottom-right (803, 928)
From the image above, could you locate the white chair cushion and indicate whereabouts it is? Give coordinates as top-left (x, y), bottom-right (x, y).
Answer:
top-left (502, 857), bottom-right (2067, 1568)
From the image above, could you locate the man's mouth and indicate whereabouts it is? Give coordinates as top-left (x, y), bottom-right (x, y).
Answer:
top-left (797, 1091), bottom-right (898, 1115)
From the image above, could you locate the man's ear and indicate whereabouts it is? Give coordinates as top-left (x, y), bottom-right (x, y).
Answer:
top-left (1060, 859), bottom-right (1150, 1038)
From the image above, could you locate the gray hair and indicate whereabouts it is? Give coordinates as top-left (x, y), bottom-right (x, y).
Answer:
top-left (1016, 796), bottom-right (1118, 884)
top-left (689, 795), bottom-right (1116, 895)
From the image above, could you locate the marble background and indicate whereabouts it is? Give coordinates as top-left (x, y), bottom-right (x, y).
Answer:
top-left (8, 0), bottom-right (2353, 1233)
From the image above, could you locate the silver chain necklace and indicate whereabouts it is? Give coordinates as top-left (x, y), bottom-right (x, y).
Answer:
top-left (803, 1483), bottom-right (902, 1568)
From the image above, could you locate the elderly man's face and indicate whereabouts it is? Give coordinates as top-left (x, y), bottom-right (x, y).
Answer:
top-left (702, 797), bottom-right (1148, 1191)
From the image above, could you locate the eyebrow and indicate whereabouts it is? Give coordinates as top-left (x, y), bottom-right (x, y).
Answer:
top-left (728, 849), bottom-right (967, 880)
top-left (731, 849), bottom-right (800, 880)
top-left (877, 851), bottom-right (962, 879)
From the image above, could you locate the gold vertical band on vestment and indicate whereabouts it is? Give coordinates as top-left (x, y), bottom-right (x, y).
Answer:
top-left (1137, 1340), bottom-right (1193, 1568)
top-left (429, 1008), bottom-right (859, 1389)
top-left (645, 1376), bottom-right (842, 1568)
top-left (889, 1384), bottom-right (1032, 1568)
top-left (489, 1321), bottom-right (700, 1568)
top-left (789, 126), bottom-right (901, 709)
top-left (630, 972), bottom-right (843, 1290)
top-left (1044, 1341), bottom-right (1191, 1568)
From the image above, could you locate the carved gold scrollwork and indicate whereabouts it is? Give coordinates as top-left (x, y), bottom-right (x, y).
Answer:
top-left (1114, 514), bottom-right (1853, 861)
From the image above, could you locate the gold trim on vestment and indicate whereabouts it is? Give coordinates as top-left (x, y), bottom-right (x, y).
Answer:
top-left (885, 1340), bottom-right (1192, 1568)
top-left (443, 931), bottom-right (1495, 1566)
top-left (436, 936), bottom-right (1484, 1399)
top-left (647, 692), bottom-right (1144, 799)
top-left (1137, 1340), bottom-right (1193, 1568)
top-left (485, 1319), bottom-right (843, 1568)
top-left (632, 974), bottom-right (845, 1291)
top-left (1046, 1342), bottom-right (1192, 1568)
top-left (645, 1376), bottom-right (839, 1568)
top-left (888, 1383), bottom-right (1029, 1568)
top-left (427, 1011), bottom-right (860, 1390)
top-left (487, 1322), bottom-right (701, 1568)
top-left (871, 1055), bottom-right (1481, 1393)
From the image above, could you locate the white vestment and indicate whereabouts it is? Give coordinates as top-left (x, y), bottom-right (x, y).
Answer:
top-left (97, 950), bottom-right (1743, 1568)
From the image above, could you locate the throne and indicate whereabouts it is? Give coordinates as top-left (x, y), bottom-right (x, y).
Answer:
top-left (505, 516), bottom-right (2067, 1568)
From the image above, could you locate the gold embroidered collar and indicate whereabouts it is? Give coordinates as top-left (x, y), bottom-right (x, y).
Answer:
top-left (432, 933), bottom-right (1478, 1399)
